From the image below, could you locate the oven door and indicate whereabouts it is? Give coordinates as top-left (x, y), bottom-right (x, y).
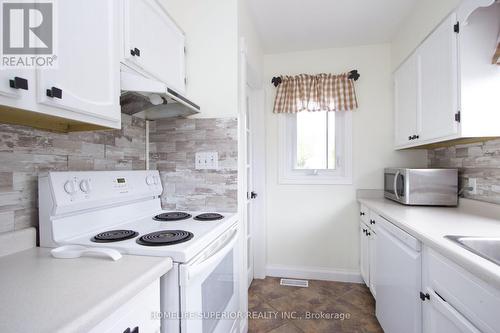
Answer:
top-left (384, 168), bottom-right (406, 202)
top-left (179, 223), bottom-right (240, 333)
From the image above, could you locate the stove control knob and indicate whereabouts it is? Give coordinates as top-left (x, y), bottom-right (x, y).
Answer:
top-left (64, 179), bottom-right (77, 195)
top-left (79, 179), bottom-right (92, 193)
top-left (146, 175), bottom-right (155, 185)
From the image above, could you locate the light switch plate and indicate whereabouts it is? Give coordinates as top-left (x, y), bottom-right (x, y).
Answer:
top-left (195, 152), bottom-right (219, 170)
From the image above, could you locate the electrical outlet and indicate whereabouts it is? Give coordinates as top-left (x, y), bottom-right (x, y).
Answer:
top-left (468, 178), bottom-right (477, 195)
top-left (195, 152), bottom-right (219, 170)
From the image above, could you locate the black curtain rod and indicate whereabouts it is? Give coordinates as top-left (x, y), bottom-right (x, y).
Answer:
top-left (271, 70), bottom-right (360, 87)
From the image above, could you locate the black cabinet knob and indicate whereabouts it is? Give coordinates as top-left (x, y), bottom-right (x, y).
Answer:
top-left (367, 232), bottom-right (371, 236)
top-left (360, 212), bottom-right (365, 216)
top-left (46, 87), bottom-right (62, 99)
top-left (408, 136), bottom-right (412, 141)
top-left (362, 228), bottom-right (367, 234)
top-left (370, 220), bottom-right (375, 225)
top-left (416, 135), bottom-right (419, 139)
top-left (130, 47), bottom-right (141, 57)
top-left (419, 292), bottom-right (430, 301)
top-left (131, 327), bottom-right (139, 333)
top-left (9, 77), bottom-right (28, 90)
top-left (250, 191), bottom-right (258, 199)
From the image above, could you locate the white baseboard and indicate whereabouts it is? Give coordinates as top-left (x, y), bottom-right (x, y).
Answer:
top-left (265, 264), bottom-right (363, 284)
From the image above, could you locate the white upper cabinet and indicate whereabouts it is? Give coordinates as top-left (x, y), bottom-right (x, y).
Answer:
top-left (394, 0), bottom-right (500, 149)
top-left (418, 13), bottom-right (459, 142)
top-left (37, 0), bottom-right (121, 126)
top-left (0, 0), bottom-right (121, 131)
top-left (394, 54), bottom-right (419, 146)
top-left (123, 0), bottom-right (186, 93)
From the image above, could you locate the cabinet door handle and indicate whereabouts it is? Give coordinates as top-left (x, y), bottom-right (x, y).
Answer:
top-left (130, 47), bottom-right (141, 57)
top-left (9, 77), bottom-right (28, 90)
top-left (419, 291), bottom-right (430, 301)
top-left (46, 87), bottom-right (62, 99)
top-left (131, 327), bottom-right (139, 333)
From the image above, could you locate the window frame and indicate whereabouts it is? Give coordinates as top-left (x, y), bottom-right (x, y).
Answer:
top-left (278, 111), bottom-right (352, 185)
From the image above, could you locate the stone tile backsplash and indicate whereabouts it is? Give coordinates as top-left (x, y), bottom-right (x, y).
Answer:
top-left (0, 114), bottom-right (147, 233)
top-left (428, 139), bottom-right (500, 204)
top-left (0, 114), bottom-right (238, 235)
top-left (149, 117), bottom-right (238, 212)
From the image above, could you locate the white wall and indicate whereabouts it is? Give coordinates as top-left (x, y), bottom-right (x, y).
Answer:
top-left (263, 44), bottom-right (427, 277)
top-left (391, 0), bottom-right (460, 70)
top-left (159, 0), bottom-right (239, 118)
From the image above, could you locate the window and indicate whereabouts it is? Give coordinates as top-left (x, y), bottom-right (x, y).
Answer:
top-left (279, 111), bottom-right (352, 184)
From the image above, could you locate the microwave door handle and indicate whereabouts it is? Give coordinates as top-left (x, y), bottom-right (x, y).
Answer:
top-left (182, 227), bottom-right (239, 283)
top-left (393, 170), bottom-right (401, 200)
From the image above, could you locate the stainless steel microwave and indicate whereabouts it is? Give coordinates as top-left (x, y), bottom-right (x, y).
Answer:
top-left (384, 168), bottom-right (458, 206)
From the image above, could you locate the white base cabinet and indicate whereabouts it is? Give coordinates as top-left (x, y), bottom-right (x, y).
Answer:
top-left (89, 280), bottom-right (161, 333)
top-left (359, 205), bottom-right (377, 298)
top-left (422, 247), bottom-right (500, 333)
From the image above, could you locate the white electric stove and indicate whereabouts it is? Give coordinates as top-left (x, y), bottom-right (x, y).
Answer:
top-left (38, 170), bottom-right (241, 333)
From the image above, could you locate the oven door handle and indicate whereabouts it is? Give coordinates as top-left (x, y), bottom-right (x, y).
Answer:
top-left (181, 226), bottom-right (239, 283)
top-left (393, 170), bottom-right (401, 200)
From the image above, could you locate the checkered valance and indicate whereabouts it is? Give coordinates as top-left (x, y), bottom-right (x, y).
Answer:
top-left (272, 73), bottom-right (358, 113)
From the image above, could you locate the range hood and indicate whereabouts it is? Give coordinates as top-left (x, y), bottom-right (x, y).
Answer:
top-left (120, 68), bottom-right (200, 120)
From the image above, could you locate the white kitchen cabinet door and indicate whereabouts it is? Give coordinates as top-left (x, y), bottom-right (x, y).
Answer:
top-left (36, 0), bottom-right (121, 125)
top-left (359, 222), bottom-right (370, 287)
top-left (394, 54), bottom-right (419, 147)
top-left (123, 0), bottom-right (186, 93)
top-left (423, 288), bottom-right (481, 333)
top-left (368, 230), bottom-right (377, 298)
top-left (418, 13), bottom-right (459, 141)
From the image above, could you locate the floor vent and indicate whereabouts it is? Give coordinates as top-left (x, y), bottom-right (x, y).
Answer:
top-left (280, 278), bottom-right (309, 288)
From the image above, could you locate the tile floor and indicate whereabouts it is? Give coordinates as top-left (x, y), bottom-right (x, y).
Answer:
top-left (248, 277), bottom-right (383, 333)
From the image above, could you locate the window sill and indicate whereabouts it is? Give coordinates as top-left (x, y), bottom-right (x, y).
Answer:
top-left (278, 174), bottom-right (353, 185)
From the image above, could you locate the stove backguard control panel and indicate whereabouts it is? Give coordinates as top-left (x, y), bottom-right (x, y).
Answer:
top-left (47, 171), bottom-right (162, 215)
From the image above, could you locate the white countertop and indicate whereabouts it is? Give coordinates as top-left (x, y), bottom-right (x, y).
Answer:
top-left (0, 247), bottom-right (172, 333)
top-left (358, 197), bottom-right (500, 290)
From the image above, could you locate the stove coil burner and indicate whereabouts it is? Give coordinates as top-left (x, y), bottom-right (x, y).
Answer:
top-left (154, 212), bottom-right (192, 221)
top-left (136, 230), bottom-right (194, 246)
top-left (92, 230), bottom-right (138, 243)
top-left (194, 213), bottom-right (224, 221)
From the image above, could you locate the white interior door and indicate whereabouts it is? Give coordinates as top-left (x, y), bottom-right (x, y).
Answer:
top-left (245, 89), bottom-right (254, 288)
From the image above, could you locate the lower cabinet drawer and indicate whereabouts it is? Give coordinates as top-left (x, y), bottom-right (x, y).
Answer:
top-left (423, 248), bottom-right (500, 333)
top-left (89, 280), bottom-right (161, 333)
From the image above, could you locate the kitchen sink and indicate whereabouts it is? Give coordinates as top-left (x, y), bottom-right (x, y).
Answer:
top-left (445, 235), bottom-right (500, 266)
